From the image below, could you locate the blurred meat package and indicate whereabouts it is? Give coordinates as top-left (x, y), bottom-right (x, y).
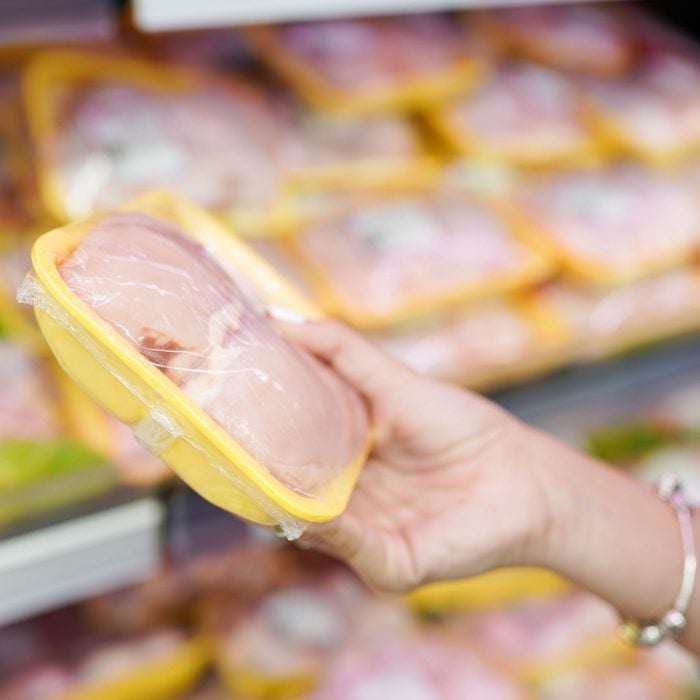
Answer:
top-left (431, 60), bottom-right (599, 166)
top-left (369, 298), bottom-right (563, 387)
top-left (475, 3), bottom-right (634, 76)
top-left (535, 269), bottom-right (700, 359)
top-left (291, 189), bottom-right (553, 327)
top-left (510, 164), bottom-right (700, 284)
top-left (247, 14), bottom-right (482, 112)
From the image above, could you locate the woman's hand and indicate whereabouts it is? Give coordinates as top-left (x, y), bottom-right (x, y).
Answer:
top-left (276, 317), bottom-right (554, 593)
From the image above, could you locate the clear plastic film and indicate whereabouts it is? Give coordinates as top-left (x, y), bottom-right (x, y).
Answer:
top-left (428, 60), bottom-right (601, 168)
top-left (20, 193), bottom-right (372, 536)
top-left (535, 268), bottom-right (700, 359)
top-left (506, 163), bottom-right (700, 285)
top-left (473, 3), bottom-right (634, 77)
top-left (289, 188), bottom-right (554, 328)
top-left (246, 14), bottom-right (483, 113)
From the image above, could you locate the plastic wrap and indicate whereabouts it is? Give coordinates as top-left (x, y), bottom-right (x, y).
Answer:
top-left (535, 269), bottom-right (700, 359)
top-left (474, 3), bottom-right (634, 77)
top-left (469, 593), bottom-right (632, 683)
top-left (508, 164), bottom-right (700, 284)
top-left (429, 61), bottom-right (600, 167)
top-left (23, 50), bottom-right (303, 235)
top-left (368, 297), bottom-right (566, 388)
top-left (290, 189), bottom-right (554, 328)
top-left (20, 192), bottom-right (372, 535)
top-left (310, 636), bottom-right (526, 700)
top-left (247, 14), bottom-right (482, 113)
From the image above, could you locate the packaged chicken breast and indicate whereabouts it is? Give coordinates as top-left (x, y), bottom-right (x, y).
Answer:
top-left (534, 268), bottom-right (700, 360)
top-left (469, 593), bottom-right (633, 683)
top-left (214, 569), bottom-right (372, 698)
top-left (23, 50), bottom-right (305, 236)
top-left (282, 96), bottom-right (438, 191)
top-left (290, 188), bottom-right (554, 328)
top-left (368, 296), bottom-right (566, 389)
top-left (1, 627), bottom-right (208, 700)
top-left (474, 3), bottom-right (634, 77)
top-left (310, 635), bottom-right (528, 700)
top-left (247, 13), bottom-right (482, 114)
top-left (581, 46), bottom-right (700, 165)
top-left (20, 192), bottom-right (372, 536)
top-left (508, 164), bottom-right (700, 285)
top-left (429, 61), bottom-right (601, 167)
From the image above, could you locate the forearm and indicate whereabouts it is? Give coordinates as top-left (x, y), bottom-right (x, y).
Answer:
top-left (525, 427), bottom-right (700, 654)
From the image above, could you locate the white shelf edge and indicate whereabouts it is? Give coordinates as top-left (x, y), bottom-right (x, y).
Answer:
top-left (133, 0), bottom-right (597, 31)
top-left (0, 498), bottom-right (163, 626)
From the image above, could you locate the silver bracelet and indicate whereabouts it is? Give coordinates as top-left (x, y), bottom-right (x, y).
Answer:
top-left (619, 474), bottom-right (697, 647)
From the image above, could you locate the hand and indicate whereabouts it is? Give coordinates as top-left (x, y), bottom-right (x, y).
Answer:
top-left (275, 318), bottom-right (554, 594)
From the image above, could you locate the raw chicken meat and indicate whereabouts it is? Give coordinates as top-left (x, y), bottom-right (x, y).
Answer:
top-left (370, 300), bottom-right (545, 385)
top-left (538, 269), bottom-right (700, 356)
top-left (2, 664), bottom-right (75, 700)
top-left (294, 192), bottom-right (546, 323)
top-left (311, 637), bottom-right (524, 700)
top-left (514, 164), bottom-right (700, 280)
top-left (59, 213), bottom-right (368, 496)
top-left (274, 14), bottom-right (475, 91)
top-left (444, 61), bottom-right (593, 162)
top-left (55, 79), bottom-right (297, 219)
top-left (292, 108), bottom-right (422, 171)
top-left (478, 3), bottom-right (633, 76)
top-left (0, 342), bottom-right (60, 440)
top-left (218, 571), bottom-right (366, 679)
top-left (77, 630), bottom-right (186, 686)
top-left (470, 594), bottom-right (618, 666)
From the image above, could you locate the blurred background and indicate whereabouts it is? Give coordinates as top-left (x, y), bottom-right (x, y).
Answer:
top-left (4, 0), bottom-right (700, 697)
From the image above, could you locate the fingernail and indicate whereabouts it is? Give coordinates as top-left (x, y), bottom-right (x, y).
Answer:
top-left (267, 305), bottom-right (306, 324)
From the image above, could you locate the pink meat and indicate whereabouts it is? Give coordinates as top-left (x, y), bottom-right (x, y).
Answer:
top-left (2, 665), bottom-right (74, 700)
top-left (449, 62), bottom-right (589, 156)
top-left (294, 111), bottom-right (421, 169)
top-left (541, 269), bottom-right (700, 348)
top-left (371, 301), bottom-right (536, 383)
top-left (296, 194), bottom-right (535, 317)
top-left (0, 343), bottom-right (60, 440)
top-left (60, 213), bottom-right (368, 496)
top-left (472, 594), bottom-right (617, 663)
top-left (278, 15), bottom-right (474, 91)
top-left (517, 165), bottom-right (700, 272)
top-left (220, 571), bottom-right (366, 676)
top-left (483, 4), bottom-right (631, 75)
top-left (582, 48), bottom-right (700, 153)
top-left (77, 630), bottom-right (185, 685)
top-left (57, 81), bottom-right (297, 219)
top-left (311, 638), bottom-right (523, 700)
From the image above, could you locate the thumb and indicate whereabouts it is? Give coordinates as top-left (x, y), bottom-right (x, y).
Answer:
top-left (268, 310), bottom-right (413, 400)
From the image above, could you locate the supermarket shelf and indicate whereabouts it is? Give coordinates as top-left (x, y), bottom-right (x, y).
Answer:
top-left (0, 497), bottom-right (164, 626)
top-left (133, 0), bottom-right (592, 31)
